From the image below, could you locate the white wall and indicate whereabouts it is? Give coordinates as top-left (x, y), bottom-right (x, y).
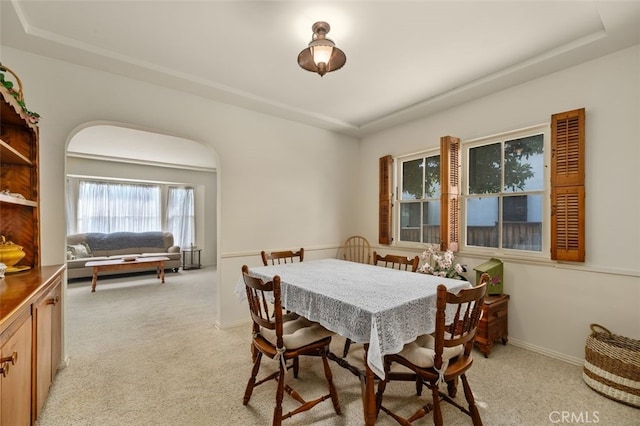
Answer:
top-left (359, 45), bottom-right (640, 362)
top-left (1, 47), bottom-right (360, 332)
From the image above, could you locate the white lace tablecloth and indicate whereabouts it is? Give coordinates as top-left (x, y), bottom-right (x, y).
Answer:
top-left (235, 258), bottom-right (471, 379)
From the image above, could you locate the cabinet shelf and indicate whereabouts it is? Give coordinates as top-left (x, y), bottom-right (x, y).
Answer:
top-left (0, 67), bottom-right (40, 269)
top-left (0, 193), bottom-right (37, 207)
top-left (0, 138), bottom-right (32, 165)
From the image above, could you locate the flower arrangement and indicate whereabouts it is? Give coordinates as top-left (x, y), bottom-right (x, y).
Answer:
top-left (418, 244), bottom-right (466, 279)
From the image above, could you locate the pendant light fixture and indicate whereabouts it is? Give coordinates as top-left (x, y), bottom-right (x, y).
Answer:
top-left (297, 21), bottom-right (346, 77)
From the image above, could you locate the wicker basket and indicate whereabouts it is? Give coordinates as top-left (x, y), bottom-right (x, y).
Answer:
top-left (583, 323), bottom-right (640, 408)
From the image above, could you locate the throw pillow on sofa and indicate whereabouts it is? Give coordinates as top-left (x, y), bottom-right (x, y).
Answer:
top-left (67, 243), bottom-right (92, 260)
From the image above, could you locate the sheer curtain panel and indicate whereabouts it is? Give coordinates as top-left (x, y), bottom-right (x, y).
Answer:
top-left (76, 181), bottom-right (161, 233)
top-left (166, 186), bottom-right (195, 249)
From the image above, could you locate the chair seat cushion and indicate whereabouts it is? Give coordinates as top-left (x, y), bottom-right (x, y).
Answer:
top-left (398, 333), bottom-right (464, 369)
top-left (261, 317), bottom-right (334, 350)
top-left (282, 312), bottom-right (300, 322)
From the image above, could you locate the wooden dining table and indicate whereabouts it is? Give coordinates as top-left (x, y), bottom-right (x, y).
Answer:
top-left (236, 258), bottom-right (471, 425)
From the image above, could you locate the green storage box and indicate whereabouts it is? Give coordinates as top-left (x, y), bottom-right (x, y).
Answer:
top-left (475, 258), bottom-right (503, 295)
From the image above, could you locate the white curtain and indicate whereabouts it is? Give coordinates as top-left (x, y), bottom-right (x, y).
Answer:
top-left (76, 181), bottom-right (161, 233)
top-left (166, 186), bottom-right (195, 249)
top-left (66, 178), bottom-right (76, 234)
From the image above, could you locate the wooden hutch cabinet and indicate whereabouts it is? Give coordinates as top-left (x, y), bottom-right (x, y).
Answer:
top-left (0, 66), bottom-right (65, 425)
top-left (0, 75), bottom-right (40, 269)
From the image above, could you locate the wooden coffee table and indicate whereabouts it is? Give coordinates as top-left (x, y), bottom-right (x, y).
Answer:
top-left (85, 256), bottom-right (170, 292)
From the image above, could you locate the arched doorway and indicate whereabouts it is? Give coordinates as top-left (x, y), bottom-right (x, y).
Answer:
top-left (65, 123), bottom-right (218, 268)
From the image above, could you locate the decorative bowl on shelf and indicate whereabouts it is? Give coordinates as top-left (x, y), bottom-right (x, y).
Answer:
top-left (0, 236), bottom-right (26, 268)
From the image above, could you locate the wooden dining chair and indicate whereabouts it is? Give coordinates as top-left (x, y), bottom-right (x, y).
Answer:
top-left (241, 265), bottom-right (341, 425)
top-left (342, 235), bottom-right (371, 264)
top-left (339, 235), bottom-right (372, 357)
top-left (261, 248), bottom-right (304, 266)
top-left (373, 251), bottom-right (420, 272)
top-left (375, 279), bottom-right (488, 425)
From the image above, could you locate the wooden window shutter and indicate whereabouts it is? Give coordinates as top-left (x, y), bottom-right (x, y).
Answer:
top-left (440, 136), bottom-right (461, 252)
top-left (379, 155), bottom-right (393, 245)
top-left (551, 108), bottom-right (585, 261)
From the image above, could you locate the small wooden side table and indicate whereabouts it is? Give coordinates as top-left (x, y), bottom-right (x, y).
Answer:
top-left (475, 293), bottom-right (510, 357)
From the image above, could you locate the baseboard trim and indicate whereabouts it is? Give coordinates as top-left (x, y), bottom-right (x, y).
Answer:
top-left (58, 355), bottom-right (72, 370)
top-left (214, 318), bottom-right (250, 330)
top-left (509, 338), bottom-right (583, 366)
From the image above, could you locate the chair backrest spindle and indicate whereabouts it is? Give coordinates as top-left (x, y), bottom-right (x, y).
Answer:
top-left (343, 236), bottom-right (371, 264)
top-left (373, 251), bottom-right (420, 272)
top-left (261, 248), bottom-right (304, 266)
top-left (434, 280), bottom-right (487, 368)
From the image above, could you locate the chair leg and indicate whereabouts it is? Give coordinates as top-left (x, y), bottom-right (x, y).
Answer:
top-left (342, 338), bottom-right (352, 357)
top-left (273, 364), bottom-right (286, 426)
top-left (293, 356), bottom-right (299, 378)
top-left (321, 346), bottom-right (342, 414)
top-left (461, 374), bottom-right (483, 426)
top-left (251, 343), bottom-right (258, 363)
top-left (430, 384), bottom-right (443, 426)
top-left (446, 377), bottom-right (458, 398)
top-left (243, 352), bottom-right (262, 405)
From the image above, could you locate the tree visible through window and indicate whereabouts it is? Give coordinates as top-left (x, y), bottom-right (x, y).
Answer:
top-left (465, 133), bottom-right (544, 251)
top-left (398, 154), bottom-right (441, 244)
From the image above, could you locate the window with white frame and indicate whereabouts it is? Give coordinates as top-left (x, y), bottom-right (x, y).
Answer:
top-left (397, 152), bottom-right (441, 244)
top-left (464, 128), bottom-right (546, 252)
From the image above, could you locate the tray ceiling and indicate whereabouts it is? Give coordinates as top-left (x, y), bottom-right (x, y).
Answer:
top-left (2, 1), bottom-right (639, 137)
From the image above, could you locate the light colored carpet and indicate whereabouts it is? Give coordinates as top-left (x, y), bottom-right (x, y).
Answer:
top-left (37, 267), bottom-right (638, 425)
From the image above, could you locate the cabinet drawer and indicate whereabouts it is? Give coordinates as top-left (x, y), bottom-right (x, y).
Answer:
top-left (484, 309), bottom-right (508, 327)
top-left (486, 317), bottom-right (508, 341)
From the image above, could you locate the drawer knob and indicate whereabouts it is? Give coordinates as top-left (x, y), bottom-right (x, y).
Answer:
top-left (0, 351), bottom-right (18, 377)
top-left (0, 351), bottom-right (18, 365)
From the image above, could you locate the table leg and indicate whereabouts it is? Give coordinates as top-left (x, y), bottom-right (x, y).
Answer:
top-left (91, 267), bottom-right (98, 292)
top-left (159, 262), bottom-right (165, 284)
top-left (361, 344), bottom-right (377, 425)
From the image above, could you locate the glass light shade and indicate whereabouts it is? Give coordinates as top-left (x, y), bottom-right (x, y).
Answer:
top-left (297, 21), bottom-right (346, 76)
top-left (311, 45), bottom-right (333, 66)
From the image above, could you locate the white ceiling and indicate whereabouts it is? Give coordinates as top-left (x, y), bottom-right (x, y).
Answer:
top-left (2, 1), bottom-right (639, 138)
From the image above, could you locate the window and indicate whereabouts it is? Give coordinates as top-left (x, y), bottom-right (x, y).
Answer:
top-left (76, 181), bottom-right (161, 233)
top-left (464, 130), bottom-right (545, 252)
top-left (166, 186), bottom-right (195, 249)
top-left (386, 110), bottom-right (582, 260)
top-left (397, 152), bottom-right (441, 244)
